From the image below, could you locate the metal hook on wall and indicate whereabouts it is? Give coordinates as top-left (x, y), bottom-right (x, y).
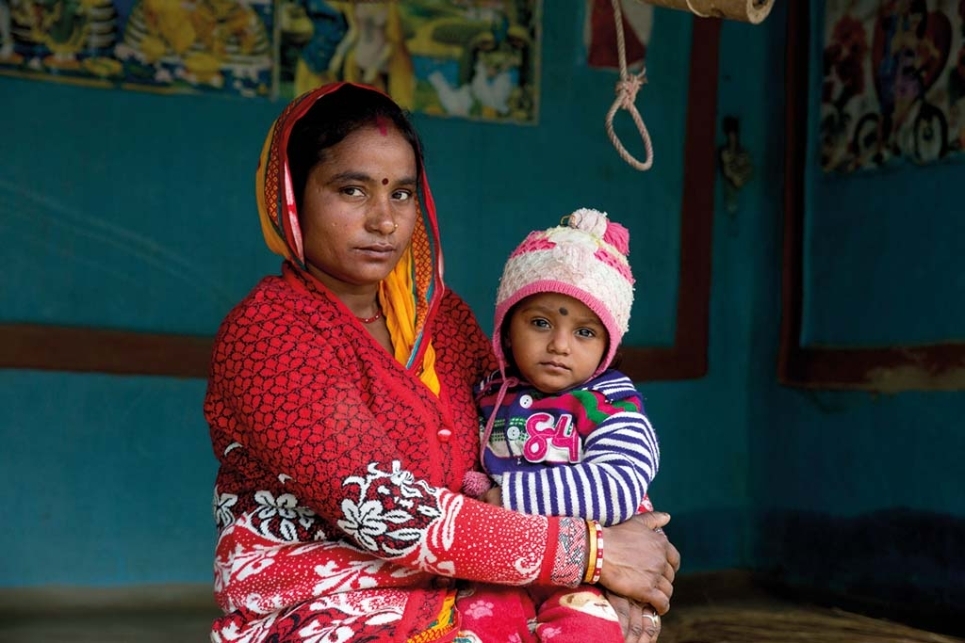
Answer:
top-left (717, 115), bottom-right (754, 219)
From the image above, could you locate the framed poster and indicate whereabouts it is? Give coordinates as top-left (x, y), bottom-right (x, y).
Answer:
top-left (277, 0), bottom-right (542, 124)
top-left (819, 0), bottom-right (965, 174)
top-left (0, 0), bottom-right (275, 97)
top-left (0, 0), bottom-right (544, 123)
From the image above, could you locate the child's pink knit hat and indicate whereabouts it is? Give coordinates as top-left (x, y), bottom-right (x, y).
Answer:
top-left (493, 208), bottom-right (635, 379)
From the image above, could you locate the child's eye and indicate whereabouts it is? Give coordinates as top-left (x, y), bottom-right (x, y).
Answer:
top-left (531, 318), bottom-right (550, 329)
top-left (576, 328), bottom-right (596, 338)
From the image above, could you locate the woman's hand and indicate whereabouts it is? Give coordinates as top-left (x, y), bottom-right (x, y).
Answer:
top-left (598, 512), bottom-right (680, 614)
top-left (606, 593), bottom-right (662, 643)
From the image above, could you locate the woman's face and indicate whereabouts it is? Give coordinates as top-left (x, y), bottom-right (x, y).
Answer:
top-left (298, 124), bottom-right (418, 295)
top-left (506, 292), bottom-right (608, 394)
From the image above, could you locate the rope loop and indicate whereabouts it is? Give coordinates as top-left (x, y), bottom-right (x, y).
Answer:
top-left (604, 0), bottom-right (654, 171)
top-left (616, 74), bottom-right (644, 109)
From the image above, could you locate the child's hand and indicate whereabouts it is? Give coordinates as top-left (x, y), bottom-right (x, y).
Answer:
top-left (481, 486), bottom-right (503, 507)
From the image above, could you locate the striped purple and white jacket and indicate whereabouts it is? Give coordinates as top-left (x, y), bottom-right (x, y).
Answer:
top-left (476, 369), bottom-right (659, 526)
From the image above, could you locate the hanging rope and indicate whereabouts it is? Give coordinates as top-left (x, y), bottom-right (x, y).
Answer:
top-left (605, 0), bottom-right (654, 171)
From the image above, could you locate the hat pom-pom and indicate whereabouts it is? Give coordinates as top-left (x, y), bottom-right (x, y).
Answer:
top-left (603, 221), bottom-right (630, 255)
top-left (568, 208), bottom-right (609, 239)
top-left (462, 471), bottom-right (492, 498)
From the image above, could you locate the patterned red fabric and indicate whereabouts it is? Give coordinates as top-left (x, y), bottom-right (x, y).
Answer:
top-left (205, 266), bottom-right (586, 642)
top-left (456, 584), bottom-right (623, 642)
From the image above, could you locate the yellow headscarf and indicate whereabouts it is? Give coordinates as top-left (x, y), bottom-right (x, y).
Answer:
top-left (381, 249), bottom-right (439, 393)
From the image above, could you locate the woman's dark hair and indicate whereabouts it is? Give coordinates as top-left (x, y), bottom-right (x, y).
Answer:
top-left (287, 85), bottom-right (424, 212)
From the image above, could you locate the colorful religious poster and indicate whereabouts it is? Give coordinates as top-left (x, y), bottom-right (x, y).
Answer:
top-left (821, 0), bottom-right (965, 173)
top-left (0, 0), bottom-right (274, 96)
top-left (0, 0), bottom-right (540, 122)
top-left (278, 0), bottom-right (542, 123)
top-left (584, 0), bottom-right (651, 70)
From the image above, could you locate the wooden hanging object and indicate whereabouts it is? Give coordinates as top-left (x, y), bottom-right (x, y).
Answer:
top-left (635, 0), bottom-right (774, 24)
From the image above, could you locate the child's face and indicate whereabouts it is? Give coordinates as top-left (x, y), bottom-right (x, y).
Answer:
top-left (505, 292), bottom-right (608, 394)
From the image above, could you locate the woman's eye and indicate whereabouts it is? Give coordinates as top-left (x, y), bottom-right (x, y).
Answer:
top-left (342, 186), bottom-right (364, 197)
top-left (393, 190), bottom-right (413, 202)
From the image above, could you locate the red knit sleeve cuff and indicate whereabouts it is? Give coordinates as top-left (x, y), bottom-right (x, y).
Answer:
top-left (539, 517), bottom-right (588, 587)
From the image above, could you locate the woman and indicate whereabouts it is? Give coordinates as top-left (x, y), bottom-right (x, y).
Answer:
top-left (205, 82), bottom-right (679, 643)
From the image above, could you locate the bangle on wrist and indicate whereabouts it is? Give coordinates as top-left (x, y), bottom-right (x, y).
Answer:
top-left (590, 521), bottom-right (604, 584)
top-left (584, 520), bottom-right (604, 584)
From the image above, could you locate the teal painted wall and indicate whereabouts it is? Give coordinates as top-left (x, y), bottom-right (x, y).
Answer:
top-left (746, 1), bottom-right (965, 624)
top-left (1, 373), bottom-right (213, 584)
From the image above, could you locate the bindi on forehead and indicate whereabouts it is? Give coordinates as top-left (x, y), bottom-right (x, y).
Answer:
top-left (382, 178), bottom-right (389, 185)
top-left (559, 307), bottom-right (568, 316)
top-left (374, 116), bottom-right (389, 136)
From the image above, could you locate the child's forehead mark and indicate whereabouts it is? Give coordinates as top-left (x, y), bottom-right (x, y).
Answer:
top-left (382, 178), bottom-right (389, 185)
top-left (559, 307), bottom-right (569, 316)
top-left (375, 116), bottom-right (388, 136)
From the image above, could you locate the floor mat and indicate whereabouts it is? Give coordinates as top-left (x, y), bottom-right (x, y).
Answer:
top-left (662, 606), bottom-right (965, 643)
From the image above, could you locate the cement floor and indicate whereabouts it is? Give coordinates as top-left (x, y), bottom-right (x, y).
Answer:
top-left (0, 572), bottom-right (958, 643)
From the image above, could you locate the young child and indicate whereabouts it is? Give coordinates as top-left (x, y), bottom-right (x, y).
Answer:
top-left (458, 208), bottom-right (661, 643)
